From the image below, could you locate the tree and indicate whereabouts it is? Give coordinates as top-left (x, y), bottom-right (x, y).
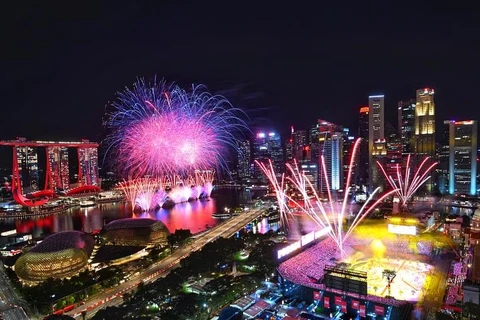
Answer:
top-left (463, 301), bottom-right (480, 319)
top-left (168, 229), bottom-right (193, 248)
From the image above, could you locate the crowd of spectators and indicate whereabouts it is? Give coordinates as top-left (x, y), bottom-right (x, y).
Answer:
top-left (277, 235), bottom-right (434, 307)
top-left (445, 285), bottom-right (458, 305)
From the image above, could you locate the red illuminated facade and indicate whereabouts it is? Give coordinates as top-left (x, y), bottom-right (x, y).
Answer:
top-left (0, 138), bottom-right (101, 207)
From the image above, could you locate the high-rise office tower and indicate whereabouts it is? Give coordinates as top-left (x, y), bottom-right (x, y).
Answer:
top-left (398, 98), bottom-right (416, 155)
top-left (358, 107), bottom-right (370, 140)
top-left (311, 120), bottom-right (344, 192)
top-left (368, 95), bottom-right (386, 191)
top-left (299, 162), bottom-right (319, 189)
top-left (414, 88), bottom-right (436, 156)
top-left (78, 145), bottom-right (99, 186)
top-left (444, 120), bottom-right (478, 195)
top-left (15, 143), bottom-right (39, 193)
top-left (385, 132), bottom-right (403, 186)
top-left (252, 132), bottom-right (283, 183)
top-left (310, 120), bottom-right (343, 165)
top-left (437, 123), bottom-right (450, 194)
top-left (342, 129), bottom-right (356, 190)
top-left (285, 126), bottom-right (294, 163)
top-left (318, 132), bottom-right (344, 192)
top-left (47, 146), bottom-right (70, 190)
top-left (237, 140), bottom-right (251, 182)
top-left (292, 129), bottom-right (307, 162)
top-left (357, 106), bottom-right (369, 188)
top-left (414, 88), bottom-right (435, 192)
top-left (285, 138), bottom-right (293, 164)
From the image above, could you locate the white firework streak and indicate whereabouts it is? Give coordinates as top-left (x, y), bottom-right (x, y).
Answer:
top-left (377, 154), bottom-right (438, 207)
top-left (257, 138), bottom-right (398, 256)
top-left (255, 160), bottom-right (291, 231)
top-left (117, 170), bottom-right (216, 212)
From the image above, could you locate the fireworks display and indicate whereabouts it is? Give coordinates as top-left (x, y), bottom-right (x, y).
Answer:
top-left (104, 78), bottom-right (247, 211)
top-left (117, 170), bottom-right (215, 212)
top-left (377, 154), bottom-right (437, 210)
top-left (257, 138), bottom-right (396, 256)
top-left (105, 78), bottom-right (248, 178)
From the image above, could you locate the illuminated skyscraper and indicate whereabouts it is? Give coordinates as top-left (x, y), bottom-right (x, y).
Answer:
top-left (15, 142), bottom-right (39, 193)
top-left (285, 138), bottom-right (293, 163)
top-left (299, 162), bottom-right (319, 189)
top-left (385, 132), bottom-right (403, 188)
top-left (47, 146), bottom-right (70, 190)
top-left (311, 120), bottom-right (344, 192)
top-left (318, 132), bottom-right (344, 192)
top-left (236, 140), bottom-right (251, 182)
top-left (342, 129), bottom-right (356, 189)
top-left (358, 106), bottom-right (369, 188)
top-left (368, 95), bottom-right (386, 191)
top-left (310, 120), bottom-right (343, 166)
top-left (445, 120), bottom-right (478, 195)
top-left (253, 131), bottom-right (283, 183)
top-left (414, 88), bottom-right (435, 157)
top-left (78, 145), bottom-right (99, 186)
top-left (437, 123), bottom-right (450, 194)
top-left (292, 129), bottom-right (307, 162)
top-left (398, 98), bottom-right (416, 155)
top-left (414, 88), bottom-right (435, 192)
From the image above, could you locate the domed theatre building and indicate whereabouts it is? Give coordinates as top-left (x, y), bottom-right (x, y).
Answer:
top-left (15, 231), bottom-right (95, 284)
top-left (102, 218), bottom-right (170, 246)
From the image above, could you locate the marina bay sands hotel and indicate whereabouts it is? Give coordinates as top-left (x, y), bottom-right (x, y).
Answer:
top-left (0, 137), bottom-right (99, 194)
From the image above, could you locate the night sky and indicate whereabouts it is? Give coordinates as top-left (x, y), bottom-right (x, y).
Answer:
top-left (1, 2), bottom-right (479, 143)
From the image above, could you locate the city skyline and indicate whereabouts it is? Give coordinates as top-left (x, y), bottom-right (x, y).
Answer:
top-left (1, 3), bottom-right (480, 142)
top-left (2, 3), bottom-right (480, 320)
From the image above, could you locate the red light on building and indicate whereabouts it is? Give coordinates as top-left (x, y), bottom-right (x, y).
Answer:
top-left (374, 305), bottom-right (385, 315)
top-left (359, 305), bottom-right (366, 317)
top-left (351, 300), bottom-right (359, 309)
top-left (359, 106), bottom-right (369, 113)
top-left (323, 297), bottom-right (330, 308)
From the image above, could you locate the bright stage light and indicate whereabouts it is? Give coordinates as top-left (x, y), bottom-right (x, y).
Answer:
top-left (388, 224), bottom-right (417, 235)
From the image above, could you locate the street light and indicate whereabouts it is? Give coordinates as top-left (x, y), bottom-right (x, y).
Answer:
top-left (51, 294), bottom-right (56, 313)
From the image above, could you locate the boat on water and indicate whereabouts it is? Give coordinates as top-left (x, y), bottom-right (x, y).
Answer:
top-left (79, 200), bottom-right (96, 207)
top-left (212, 212), bottom-right (231, 219)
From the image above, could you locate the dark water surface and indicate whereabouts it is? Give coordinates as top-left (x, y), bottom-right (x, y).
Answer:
top-left (0, 188), bottom-right (255, 238)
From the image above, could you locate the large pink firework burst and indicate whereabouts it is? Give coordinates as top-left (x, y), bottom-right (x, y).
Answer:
top-left (119, 112), bottom-right (220, 176)
top-left (104, 79), bottom-right (248, 179)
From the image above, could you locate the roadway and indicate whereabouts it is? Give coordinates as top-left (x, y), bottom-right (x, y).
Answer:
top-left (0, 264), bottom-right (29, 320)
top-left (65, 205), bottom-right (267, 319)
top-left (419, 252), bottom-right (452, 319)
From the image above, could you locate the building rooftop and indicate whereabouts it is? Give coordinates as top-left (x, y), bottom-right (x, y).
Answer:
top-left (104, 218), bottom-right (161, 231)
top-left (30, 231), bottom-right (94, 254)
